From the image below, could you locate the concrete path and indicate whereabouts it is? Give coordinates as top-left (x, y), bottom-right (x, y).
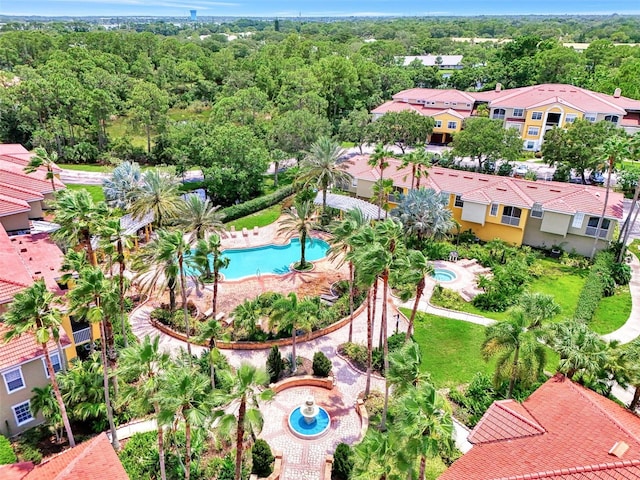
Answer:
top-left (603, 254), bottom-right (640, 344)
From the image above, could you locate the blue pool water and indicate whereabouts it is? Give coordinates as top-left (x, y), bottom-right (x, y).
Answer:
top-left (431, 268), bottom-right (457, 282)
top-left (190, 238), bottom-right (329, 280)
top-left (288, 406), bottom-right (331, 439)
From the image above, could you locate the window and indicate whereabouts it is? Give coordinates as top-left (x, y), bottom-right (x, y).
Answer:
top-left (526, 141), bottom-right (535, 150)
top-left (604, 115), bottom-right (619, 123)
top-left (434, 120), bottom-right (442, 128)
top-left (12, 401), bottom-right (34, 426)
top-left (531, 111), bottom-right (543, 120)
top-left (501, 206), bottom-right (522, 226)
top-left (490, 203), bottom-right (499, 216)
top-left (444, 101), bottom-right (450, 106)
top-left (492, 108), bottom-right (506, 120)
top-left (565, 114), bottom-right (577, 124)
top-left (454, 195), bottom-right (464, 208)
top-left (572, 212), bottom-right (585, 229)
top-left (531, 203), bottom-right (543, 219)
top-left (586, 216), bottom-right (610, 238)
top-left (584, 113), bottom-right (597, 122)
top-left (527, 126), bottom-right (540, 136)
top-left (351, 177), bottom-right (358, 187)
top-left (43, 353), bottom-right (62, 378)
top-left (3, 367), bottom-right (25, 393)
top-left (447, 121), bottom-right (458, 129)
top-left (513, 108), bottom-right (524, 117)
top-left (452, 102), bottom-right (457, 106)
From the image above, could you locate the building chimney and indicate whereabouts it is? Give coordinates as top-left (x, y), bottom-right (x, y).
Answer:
top-left (613, 88), bottom-right (621, 98)
top-left (609, 441), bottom-right (629, 458)
top-left (495, 83), bottom-right (502, 92)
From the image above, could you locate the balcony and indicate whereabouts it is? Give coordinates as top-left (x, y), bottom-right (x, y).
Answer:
top-left (585, 227), bottom-right (608, 238)
top-left (72, 327), bottom-right (92, 345)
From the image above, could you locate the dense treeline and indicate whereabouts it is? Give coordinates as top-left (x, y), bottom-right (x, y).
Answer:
top-left (0, 16), bottom-right (639, 205)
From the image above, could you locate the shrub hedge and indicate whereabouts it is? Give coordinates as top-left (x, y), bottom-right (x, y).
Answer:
top-left (331, 443), bottom-right (354, 480)
top-left (0, 435), bottom-right (16, 465)
top-left (574, 252), bottom-right (617, 323)
top-left (219, 185), bottom-right (294, 223)
top-left (312, 351), bottom-right (333, 377)
top-left (251, 439), bottom-right (274, 477)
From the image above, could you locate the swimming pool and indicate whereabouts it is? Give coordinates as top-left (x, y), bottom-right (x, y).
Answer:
top-left (190, 238), bottom-right (329, 280)
top-left (431, 268), bottom-right (457, 282)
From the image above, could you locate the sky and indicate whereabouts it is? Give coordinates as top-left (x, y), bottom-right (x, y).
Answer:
top-left (4, 0), bottom-right (640, 18)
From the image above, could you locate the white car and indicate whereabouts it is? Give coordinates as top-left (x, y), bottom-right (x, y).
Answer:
top-left (513, 164), bottom-right (529, 177)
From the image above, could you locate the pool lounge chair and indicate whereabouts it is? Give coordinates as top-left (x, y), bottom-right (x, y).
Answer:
top-left (253, 226), bottom-right (259, 235)
top-left (230, 226), bottom-right (237, 238)
top-left (242, 227), bottom-right (249, 237)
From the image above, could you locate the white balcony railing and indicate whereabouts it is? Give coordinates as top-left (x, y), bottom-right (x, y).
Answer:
top-left (72, 327), bottom-right (92, 345)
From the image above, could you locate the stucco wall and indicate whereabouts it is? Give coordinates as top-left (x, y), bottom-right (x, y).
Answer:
top-left (0, 212), bottom-right (30, 232)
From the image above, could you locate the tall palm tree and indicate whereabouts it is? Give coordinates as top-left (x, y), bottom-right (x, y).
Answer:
top-left (53, 188), bottom-right (107, 266)
top-left (130, 169), bottom-right (182, 228)
top-left (212, 363), bottom-right (274, 480)
top-left (102, 161), bottom-right (142, 210)
top-left (100, 215), bottom-right (133, 347)
top-left (398, 149), bottom-right (431, 190)
top-left (298, 136), bottom-right (353, 213)
top-left (391, 249), bottom-right (433, 340)
top-left (3, 281), bottom-right (76, 447)
top-left (270, 293), bottom-right (317, 370)
top-left (278, 199), bottom-right (316, 270)
top-left (154, 229), bottom-right (196, 356)
top-left (482, 308), bottom-right (546, 398)
top-left (156, 365), bottom-right (210, 480)
top-left (178, 195), bottom-right (225, 243)
top-left (31, 385), bottom-right (64, 444)
top-left (195, 322), bottom-right (224, 388)
top-left (394, 382), bottom-right (454, 480)
top-left (623, 338), bottom-right (640, 411)
top-left (387, 341), bottom-right (430, 398)
top-left (119, 336), bottom-right (171, 480)
top-left (372, 178), bottom-right (394, 219)
top-left (352, 428), bottom-right (398, 480)
top-left (328, 208), bottom-right (368, 342)
top-left (193, 234), bottom-right (229, 320)
top-left (25, 146), bottom-right (59, 193)
top-left (67, 266), bottom-right (120, 449)
top-left (368, 143), bottom-right (394, 218)
top-left (590, 135), bottom-right (630, 259)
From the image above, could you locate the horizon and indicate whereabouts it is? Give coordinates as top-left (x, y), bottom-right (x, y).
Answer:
top-left (5, 1), bottom-right (640, 19)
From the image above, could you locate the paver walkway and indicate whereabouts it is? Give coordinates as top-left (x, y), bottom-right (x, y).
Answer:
top-left (603, 254), bottom-right (640, 344)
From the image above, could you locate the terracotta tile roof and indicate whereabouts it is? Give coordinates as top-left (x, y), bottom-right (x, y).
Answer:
top-left (0, 193), bottom-right (30, 217)
top-left (22, 433), bottom-right (129, 480)
top-left (0, 462), bottom-right (35, 480)
top-left (0, 144), bottom-right (29, 156)
top-left (344, 157), bottom-right (624, 219)
top-left (0, 182), bottom-right (44, 202)
top-left (0, 322), bottom-right (71, 371)
top-left (0, 152), bottom-right (62, 173)
top-left (393, 87), bottom-right (477, 106)
top-left (468, 399), bottom-right (545, 444)
top-left (371, 100), bottom-right (423, 115)
top-left (440, 375), bottom-right (640, 480)
top-left (0, 162), bottom-right (64, 194)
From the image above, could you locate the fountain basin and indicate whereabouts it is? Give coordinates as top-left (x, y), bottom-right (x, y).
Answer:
top-left (288, 406), bottom-right (331, 439)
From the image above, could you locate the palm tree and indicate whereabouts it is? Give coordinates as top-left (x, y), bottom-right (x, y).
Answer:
top-left (298, 136), bottom-right (353, 213)
top-left (394, 382), bottom-right (454, 480)
top-left (368, 143), bottom-right (394, 218)
top-left (31, 385), bottom-right (64, 443)
top-left (352, 428), bottom-right (398, 480)
top-left (156, 365), bottom-right (210, 480)
top-left (518, 292), bottom-right (561, 326)
top-left (194, 234), bottom-right (229, 319)
top-left (623, 338), bottom-right (640, 411)
top-left (119, 336), bottom-right (171, 480)
top-left (25, 146), bottom-right (59, 193)
top-left (545, 320), bottom-right (608, 380)
top-left (391, 188), bottom-right (454, 245)
top-left (278, 199), bottom-right (316, 270)
top-left (100, 215), bottom-right (133, 347)
top-left (232, 298), bottom-right (262, 340)
top-left (398, 149), bottom-right (431, 190)
top-left (103, 161), bottom-right (142, 210)
top-left (328, 208), bottom-right (368, 342)
top-left (67, 266), bottom-right (120, 449)
top-left (130, 169), bottom-right (182, 228)
top-left (212, 363), bottom-right (274, 480)
top-left (196, 321), bottom-right (224, 388)
top-left (391, 249), bottom-right (433, 341)
top-left (53, 188), bottom-right (107, 266)
top-left (617, 132), bottom-right (640, 261)
top-left (372, 178), bottom-right (394, 219)
top-left (270, 293), bottom-right (317, 370)
top-left (482, 308), bottom-right (546, 398)
top-left (155, 229), bottom-right (196, 356)
top-left (178, 195), bottom-right (225, 243)
top-left (3, 281), bottom-right (76, 447)
top-left (590, 135), bottom-right (630, 258)
top-left (387, 341), bottom-right (430, 398)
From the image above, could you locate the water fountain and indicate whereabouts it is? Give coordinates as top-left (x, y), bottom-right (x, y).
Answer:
top-left (288, 395), bottom-right (331, 439)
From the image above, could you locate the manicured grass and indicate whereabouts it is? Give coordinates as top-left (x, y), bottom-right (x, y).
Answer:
top-left (591, 285), bottom-right (632, 334)
top-left (628, 241), bottom-right (640, 259)
top-left (226, 205), bottom-right (281, 230)
top-left (58, 164), bottom-right (111, 172)
top-left (65, 184), bottom-right (105, 203)
top-left (408, 309), bottom-right (560, 388)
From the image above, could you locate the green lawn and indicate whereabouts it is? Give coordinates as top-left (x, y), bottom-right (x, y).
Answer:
top-left (591, 285), bottom-right (632, 334)
top-left (65, 184), bottom-right (105, 203)
top-left (58, 164), bottom-right (111, 172)
top-left (408, 309), bottom-right (559, 388)
top-left (105, 117), bottom-right (148, 149)
top-left (226, 205), bottom-right (282, 230)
